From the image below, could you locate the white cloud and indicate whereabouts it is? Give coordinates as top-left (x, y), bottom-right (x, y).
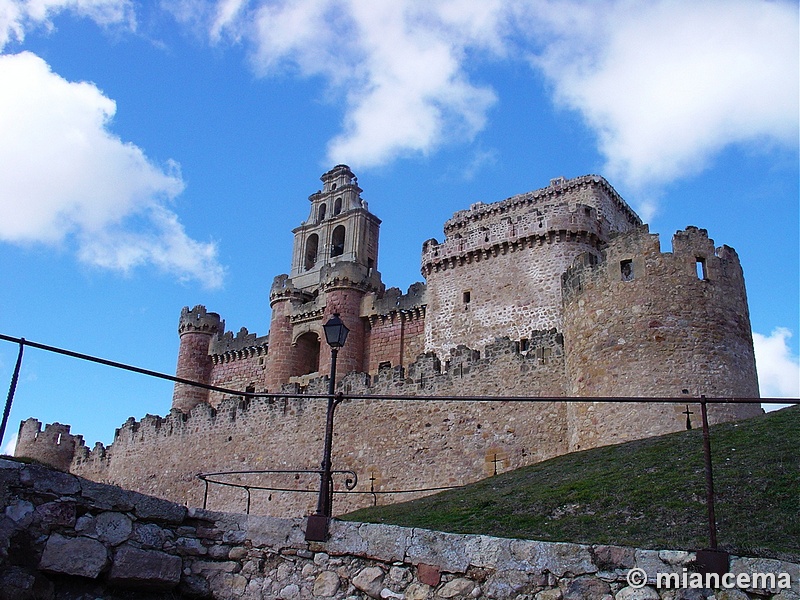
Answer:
top-left (2, 433), bottom-right (17, 456)
top-left (0, 0), bottom-right (135, 48)
top-left (187, 0), bottom-right (797, 189)
top-left (753, 328), bottom-right (800, 400)
top-left (0, 51), bottom-right (225, 288)
top-left (531, 0), bottom-right (799, 190)
top-left (191, 0), bottom-right (505, 168)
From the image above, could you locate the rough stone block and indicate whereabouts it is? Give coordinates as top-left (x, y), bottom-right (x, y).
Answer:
top-left (132, 521), bottom-right (169, 548)
top-left (360, 523), bottom-right (411, 562)
top-left (562, 575), bottom-right (611, 600)
top-left (439, 577), bottom-right (476, 598)
top-left (39, 533), bottom-right (109, 578)
top-left (5, 500), bottom-right (34, 526)
top-left (80, 479), bottom-right (135, 512)
top-left (95, 511), bottom-right (133, 545)
top-left (246, 514), bottom-right (296, 549)
top-left (21, 466), bottom-right (79, 496)
top-left (108, 545), bottom-right (182, 590)
top-left (352, 566), bottom-right (385, 599)
top-left (35, 500), bottom-right (76, 530)
top-left (416, 563), bottom-right (441, 587)
top-left (406, 528), bottom-right (470, 572)
top-left (593, 545), bottom-right (635, 571)
top-left (133, 492), bottom-right (187, 524)
top-left (313, 570), bottom-right (341, 597)
top-left (465, 534), bottom-right (513, 569)
top-left (511, 540), bottom-right (596, 577)
top-left (326, 520), bottom-right (368, 556)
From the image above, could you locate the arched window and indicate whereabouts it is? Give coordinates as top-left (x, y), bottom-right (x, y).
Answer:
top-left (305, 234), bottom-right (319, 270)
top-left (318, 203), bottom-right (327, 222)
top-left (333, 197), bottom-right (343, 215)
top-left (331, 225), bottom-right (345, 257)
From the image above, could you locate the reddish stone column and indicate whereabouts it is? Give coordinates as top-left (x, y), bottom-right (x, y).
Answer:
top-left (172, 306), bottom-right (222, 413)
top-left (265, 296), bottom-right (298, 392)
top-left (319, 288), bottom-right (365, 378)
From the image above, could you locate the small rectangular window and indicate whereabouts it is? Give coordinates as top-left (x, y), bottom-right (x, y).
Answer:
top-left (463, 291), bottom-right (471, 303)
top-left (620, 259), bottom-right (634, 281)
top-left (519, 338), bottom-right (529, 352)
top-left (696, 257), bottom-right (707, 280)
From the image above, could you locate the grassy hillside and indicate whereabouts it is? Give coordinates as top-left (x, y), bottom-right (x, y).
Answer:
top-left (344, 405), bottom-right (799, 561)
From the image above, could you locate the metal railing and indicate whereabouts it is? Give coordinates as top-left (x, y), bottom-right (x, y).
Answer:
top-left (2, 332), bottom-right (797, 552)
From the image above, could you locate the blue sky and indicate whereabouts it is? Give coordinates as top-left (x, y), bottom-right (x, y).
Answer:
top-left (1, 0), bottom-right (798, 452)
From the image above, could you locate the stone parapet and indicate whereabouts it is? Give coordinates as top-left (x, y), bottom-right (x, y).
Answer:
top-left (1, 458), bottom-right (796, 600)
top-left (208, 327), bottom-right (269, 363)
top-left (177, 305), bottom-right (223, 337)
top-left (440, 174), bottom-right (640, 236)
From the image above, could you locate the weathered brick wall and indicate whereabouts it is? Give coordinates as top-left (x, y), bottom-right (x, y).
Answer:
top-left (2, 459), bottom-right (796, 600)
top-left (208, 355), bottom-right (268, 407)
top-left (266, 280), bottom-right (302, 392)
top-left (321, 288), bottom-right (367, 378)
top-left (562, 226), bottom-right (762, 451)
top-left (206, 328), bottom-right (269, 406)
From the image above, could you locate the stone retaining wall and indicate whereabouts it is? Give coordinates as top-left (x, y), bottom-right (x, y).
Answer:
top-left (1, 458), bottom-right (796, 600)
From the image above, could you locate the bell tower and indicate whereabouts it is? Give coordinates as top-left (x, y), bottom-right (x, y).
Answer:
top-left (289, 164), bottom-right (381, 292)
top-left (265, 165), bottom-right (384, 391)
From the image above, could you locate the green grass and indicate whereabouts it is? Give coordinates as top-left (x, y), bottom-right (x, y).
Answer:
top-left (343, 406), bottom-right (799, 561)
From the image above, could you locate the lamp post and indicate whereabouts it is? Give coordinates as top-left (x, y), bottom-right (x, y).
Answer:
top-left (305, 313), bottom-right (349, 542)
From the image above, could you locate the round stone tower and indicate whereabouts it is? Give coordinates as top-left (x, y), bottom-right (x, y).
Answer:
top-left (14, 418), bottom-right (81, 471)
top-left (172, 305), bottom-right (223, 413)
top-left (562, 225), bottom-right (761, 451)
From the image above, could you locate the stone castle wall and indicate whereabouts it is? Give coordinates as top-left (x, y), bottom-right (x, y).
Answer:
top-left (3, 459), bottom-right (797, 600)
top-left (562, 226), bottom-right (762, 451)
top-left (208, 329), bottom-right (269, 406)
top-left (55, 335), bottom-right (570, 519)
top-left (420, 176), bottom-right (641, 356)
top-left (13, 420), bottom-right (80, 473)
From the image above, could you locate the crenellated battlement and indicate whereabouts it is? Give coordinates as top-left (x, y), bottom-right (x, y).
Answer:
top-left (441, 175), bottom-right (640, 235)
top-left (178, 305), bottom-right (223, 337)
top-left (38, 332), bottom-right (567, 467)
top-left (209, 327), bottom-right (269, 364)
top-left (362, 282), bottom-right (427, 323)
top-left (561, 225), bottom-right (746, 304)
top-left (422, 201), bottom-right (607, 275)
top-left (15, 418), bottom-right (85, 471)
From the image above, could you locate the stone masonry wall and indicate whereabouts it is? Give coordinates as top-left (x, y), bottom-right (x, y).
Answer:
top-left (55, 336), bottom-right (568, 519)
top-left (420, 176), bottom-right (641, 357)
top-left (561, 226), bottom-right (762, 452)
top-left (2, 458), bottom-right (797, 600)
top-left (361, 284), bottom-right (428, 375)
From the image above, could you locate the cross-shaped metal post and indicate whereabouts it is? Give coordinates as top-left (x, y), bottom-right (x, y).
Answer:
top-left (492, 453), bottom-right (502, 476)
top-left (683, 405), bottom-right (694, 430)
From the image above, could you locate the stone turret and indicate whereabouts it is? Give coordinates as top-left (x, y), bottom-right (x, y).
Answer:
top-left (172, 305), bottom-right (223, 413)
top-left (14, 418), bottom-right (82, 471)
top-left (562, 225), bottom-right (761, 450)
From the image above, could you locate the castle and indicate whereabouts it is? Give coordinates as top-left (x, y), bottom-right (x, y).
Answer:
top-left (16, 166), bottom-right (762, 517)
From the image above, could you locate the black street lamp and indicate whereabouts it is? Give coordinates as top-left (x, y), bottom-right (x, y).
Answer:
top-left (305, 313), bottom-right (349, 542)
